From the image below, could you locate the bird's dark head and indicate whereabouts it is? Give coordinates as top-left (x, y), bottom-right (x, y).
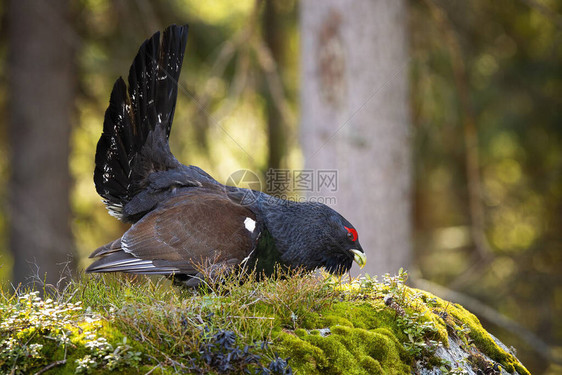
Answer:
top-left (315, 207), bottom-right (367, 274)
top-left (261, 199), bottom-right (367, 274)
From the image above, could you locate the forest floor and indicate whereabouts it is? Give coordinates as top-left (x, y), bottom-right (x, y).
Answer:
top-left (0, 269), bottom-right (528, 374)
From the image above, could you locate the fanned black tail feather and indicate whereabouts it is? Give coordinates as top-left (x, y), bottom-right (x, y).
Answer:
top-left (94, 25), bottom-right (189, 220)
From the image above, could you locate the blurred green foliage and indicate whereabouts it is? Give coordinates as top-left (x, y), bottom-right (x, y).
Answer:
top-left (410, 1), bottom-right (562, 373)
top-left (0, 0), bottom-right (560, 374)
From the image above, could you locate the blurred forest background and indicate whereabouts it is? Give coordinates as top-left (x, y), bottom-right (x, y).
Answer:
top-left (0, 0), bottom-right (560, 374)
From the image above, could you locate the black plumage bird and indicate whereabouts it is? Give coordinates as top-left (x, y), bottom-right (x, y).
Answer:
top-left (86, 25), bottom-right (366, 283)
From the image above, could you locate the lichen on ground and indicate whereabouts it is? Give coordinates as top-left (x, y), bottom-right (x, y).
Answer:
top-left (0, 269), bottom-right (529, 374)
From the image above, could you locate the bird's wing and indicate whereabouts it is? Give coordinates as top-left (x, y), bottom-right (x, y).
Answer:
top-left (86, 190), bottom-right (259, 275)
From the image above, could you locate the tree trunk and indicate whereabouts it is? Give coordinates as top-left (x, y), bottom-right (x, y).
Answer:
top-left (262, 0), bottom-right (288, 189)
top-left (7, 0), bottom-right (76, 287)
top-left (300, 0), bottom-right (411, 276)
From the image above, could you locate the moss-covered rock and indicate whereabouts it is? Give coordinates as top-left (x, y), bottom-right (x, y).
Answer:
top-left (0, 271), bottom-right (529, 374)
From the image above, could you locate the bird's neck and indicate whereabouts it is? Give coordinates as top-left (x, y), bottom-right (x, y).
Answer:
top-left (247, 227), bottom-right (289, 277)
top-left (255, 194), bottom-right (323, 269)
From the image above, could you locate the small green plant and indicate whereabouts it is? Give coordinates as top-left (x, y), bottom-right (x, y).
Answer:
top-left (380, 268), bottom-right (410, 304)
top-left (0, 290), bottom-right (143, 374)
top-left (183, 328), bottom-right (292, 374)
top-left (0, 291), bottom-right (82, 374)
top-left (76, 336), bottom-right (142, 373)
top-left (396, 312), bottom-right (441, 358)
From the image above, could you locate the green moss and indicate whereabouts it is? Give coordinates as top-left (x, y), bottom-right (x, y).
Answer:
top-left (278, 332), bottom-right (327, 373)
top-left (317, 314), bottom-right (354, 328)
top-left (279, 325), bottom-right (410, 375)
top-left (307, 334), bottom-right (361, 373)
top-left (358, 356), bottom-right (384, 375)
top-left (373, 327), bottom-right (409, 360)
top-left (310, 301), bottom-right (394, 331)
top-left (294, 328), bottom-right (307, 338)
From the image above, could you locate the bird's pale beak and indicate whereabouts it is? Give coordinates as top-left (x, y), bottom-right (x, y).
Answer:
top-left (349, 249), bottom-right (367, 269)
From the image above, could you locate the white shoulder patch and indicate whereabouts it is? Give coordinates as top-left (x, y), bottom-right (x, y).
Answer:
top-left (244, 217), bottom-right (256, 233)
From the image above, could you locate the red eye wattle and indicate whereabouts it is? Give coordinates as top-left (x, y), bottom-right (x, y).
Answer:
top-left (344, 226), bottom-right (358, 242)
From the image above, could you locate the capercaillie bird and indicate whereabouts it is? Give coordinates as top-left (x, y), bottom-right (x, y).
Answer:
top-left (86, 24), bottom-right (366, 284)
